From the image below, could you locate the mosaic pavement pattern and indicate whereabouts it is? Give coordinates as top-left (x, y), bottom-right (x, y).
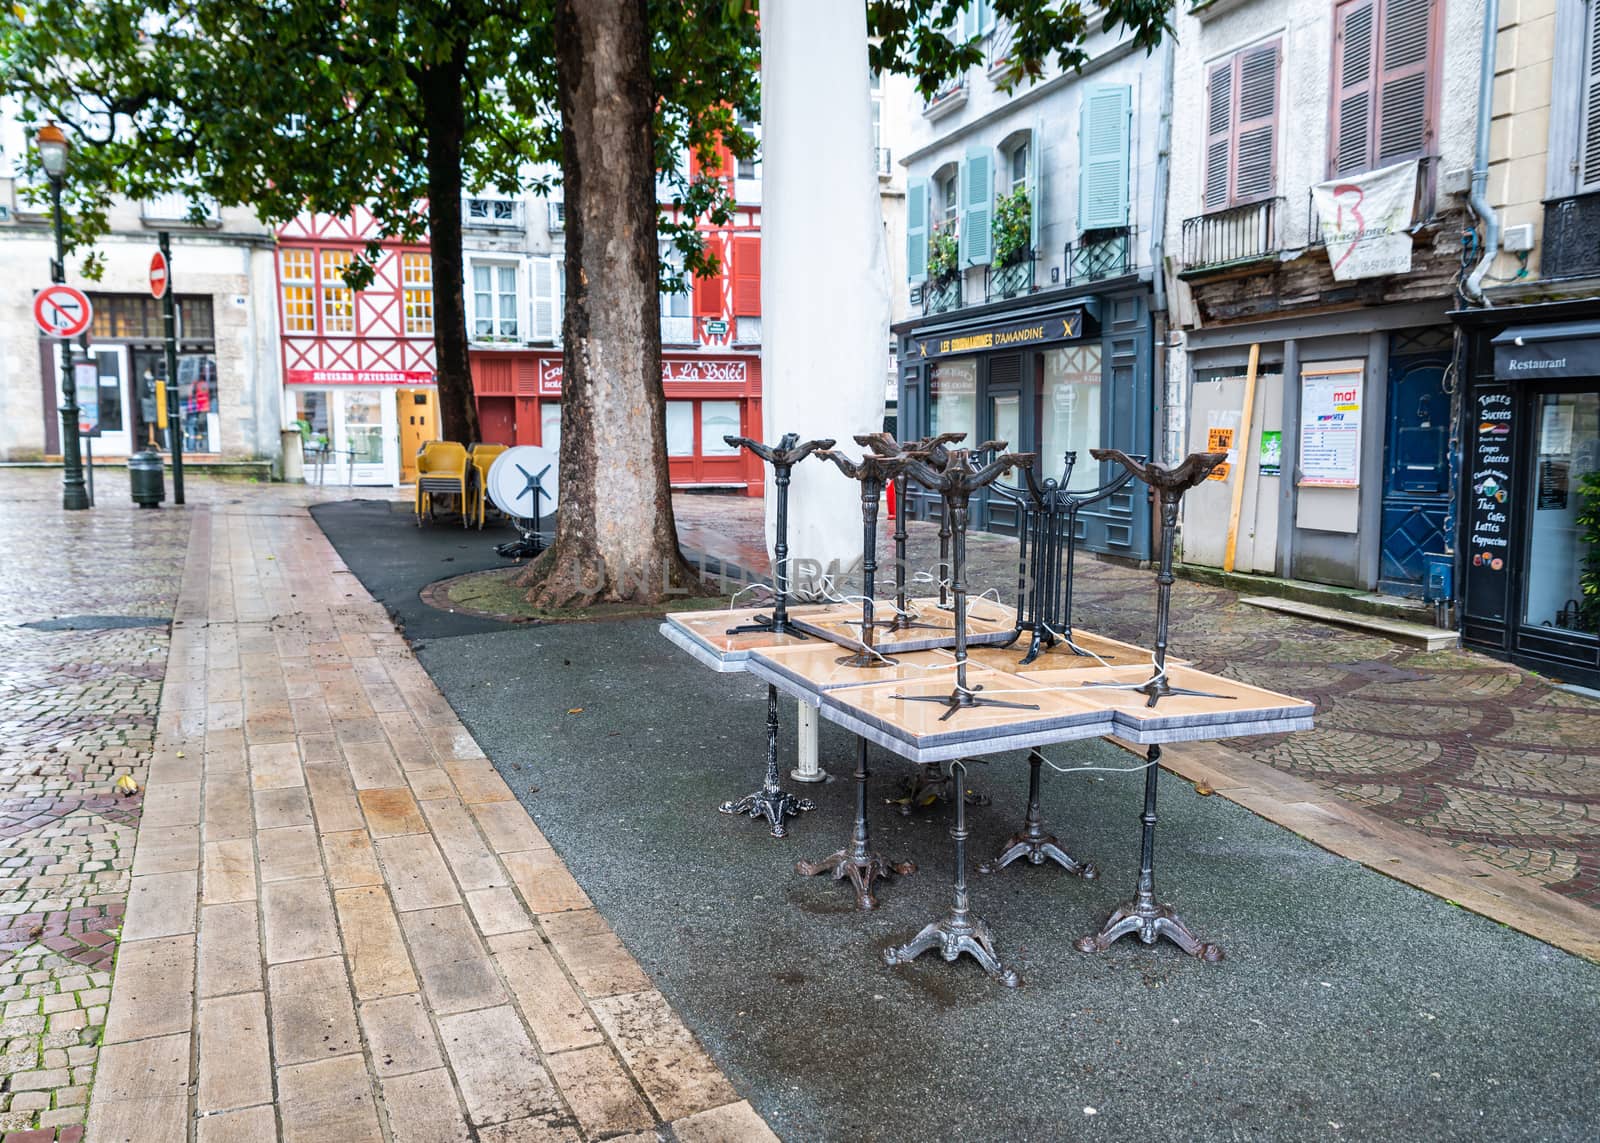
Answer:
top-left (674, 492), bottom-right (1600, 910)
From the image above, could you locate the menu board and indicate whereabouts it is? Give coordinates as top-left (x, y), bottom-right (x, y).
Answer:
top-left (1467, 389), bottom-right (1514, 594)
top-left (1299, 368), bottom-right (1363, 487)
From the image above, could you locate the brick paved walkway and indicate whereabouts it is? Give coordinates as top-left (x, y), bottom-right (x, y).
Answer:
top-left (671, 491), bottom-right (1600, 924)
top-left (0, 471), bottom-right (772, 1143)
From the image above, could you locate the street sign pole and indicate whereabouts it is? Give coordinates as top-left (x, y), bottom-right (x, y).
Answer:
top-left (158, 232), bottom-right (185, 504)
top-left (52, 177), bottom-right (88, 510)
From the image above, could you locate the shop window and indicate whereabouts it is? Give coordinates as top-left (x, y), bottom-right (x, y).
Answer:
top-left (928, 357), bottom-right (977, 441)
top-left (472, 262), bottom-right (520, 341)
top-left (342, 390), bottom-right (385, 464)
top-left (402, 253), bottom-right (434, 336)
top-left (991, 392), bottom-right (1020, 452)
top-left (280, 248), bottom-right (316, 333)
top-left (320, 249), bottom-right (356, 335)
top-left (665, 400), bottom-right (696, 456)
top-left (1329, 0), bottom-right (1438, 178)
top-left (700, 401), bottom-right (741, 454)
top-left (1524, 392), bottom-right (1600, 634)
top-left (177, 354), bottom-right (218, 452)
top-left (291, 390), bottom-right (331, 452)
top-left (1204, 39), bottom-right (1281, 209)
top-left (1036, 344), bottom-right (1103, 489)
top-left (540, 403), bottom-right (562, 454)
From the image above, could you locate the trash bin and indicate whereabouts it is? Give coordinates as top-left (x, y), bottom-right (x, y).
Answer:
top-left (129, 450), bottom-right (165, 509)
top-left (281, 428), bottom-right (305, 483)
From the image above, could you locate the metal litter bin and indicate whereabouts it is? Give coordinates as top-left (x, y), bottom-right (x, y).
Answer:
top-left (129, 450), bottom-right (165, 509)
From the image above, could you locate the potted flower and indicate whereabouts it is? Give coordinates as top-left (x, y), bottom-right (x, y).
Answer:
top-left (929, 226), bottom-right (960, 285)
top-left (993, 186), bottom-right (1031, 268)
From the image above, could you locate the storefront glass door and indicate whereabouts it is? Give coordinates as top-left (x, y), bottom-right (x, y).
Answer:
top-left (1522, 390), bottom-right (1600, 635)
top-left (1036, 345), bottom-right (1102, 488)
top-left (56, 345), bottom-right (133, 456)
top-left (286, 388), bottom-right (398, 486)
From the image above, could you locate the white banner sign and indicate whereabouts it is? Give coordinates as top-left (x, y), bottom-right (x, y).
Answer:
top-left (1311, 159), bottom-right (1418, 281)
top-left (1299, 368), bottom-right (1363, 487)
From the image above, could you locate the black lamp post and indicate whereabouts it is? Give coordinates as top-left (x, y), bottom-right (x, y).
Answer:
top-left (39, 123), bottom-right (89, 511)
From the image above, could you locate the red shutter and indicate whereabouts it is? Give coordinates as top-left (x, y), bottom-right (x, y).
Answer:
top-left (1203, 59), bottom-right (1234, 210)
top-left (693, 251), bottom-right (723, 318)
top-left (1374, 0), bottom-right (1435, 165)
top-left (732, 235), bottom-right (760, 317)
top-left (1330, 0), bottom-right (1379, 176)
top-left (1232, 40), bottom-right (1280, 203)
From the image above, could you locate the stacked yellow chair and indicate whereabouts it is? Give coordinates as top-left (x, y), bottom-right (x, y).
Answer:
top-left (469, 443), bottom-right (508, 529)
top-left (414, 441), bottom-right (471, 527)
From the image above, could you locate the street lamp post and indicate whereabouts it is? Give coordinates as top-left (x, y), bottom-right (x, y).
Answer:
top-left (39, 123), bottom-right (89, 511)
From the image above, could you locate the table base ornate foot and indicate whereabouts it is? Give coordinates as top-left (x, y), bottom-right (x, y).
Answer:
top-left (979, 750), bottom-right (1096, 877)
top-left (884, 912), bottom-right (1020, 987)
top-left (894, 686), bottom-right (1040, 722)
top-left (719, 787), bottom-right (815, 839)
top-left (835, 650), bottom-right (899, 669)
top-left (726, 612), bottom-right (809, 639)
top-left (1074, 898), bottom-right (1223, 961)
top-left (795, 736), bottom-right (913, 909)
top-left (887, 762), bottom-right (989, 817)
top-left (1081, 675), bottom-right (1231, 709)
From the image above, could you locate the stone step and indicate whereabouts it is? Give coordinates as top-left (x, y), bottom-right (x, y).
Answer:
top-left (1237, 595), bottom-right (1459, 651)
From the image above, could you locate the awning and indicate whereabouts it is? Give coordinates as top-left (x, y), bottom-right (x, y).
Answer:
top-left (1491, 320), bottom-right (1600, 380)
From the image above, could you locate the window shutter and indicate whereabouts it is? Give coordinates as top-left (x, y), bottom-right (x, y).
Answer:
top-left (1331, 0), bottom-right (1379, 176)
top-left (1233, 41), bottom-right (1281, 202)
top-left (960, 149), bottom-right (993, 265)
top-left (906, 177), bottom-right (929, 283)
top-left (1028, 122), bottom-right (1041, 250)
top-left (1203, 60), bottom-right (1234, 210)
top-left (531, 258), bottom-right (555, 340)
top-left (1584, 0), bottom-right (1600, 190)
top-left (1375, 0), bottom-right (1434, 164)
top-left (732, 235), bottom-right (761, 316)
top-left (693, 247), bottom-right (723, 318)
top-left (1079, 84), bottom-right (1131, 230)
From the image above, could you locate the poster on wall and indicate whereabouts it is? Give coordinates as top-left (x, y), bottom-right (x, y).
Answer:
top-left (1468, 389), bottom-right (1514, 577)
top-left (1298, 368), bottom-right (1363, 487)
top-left (1206, 426), bottom-right (1234, 481)
top-left (1259, 430), bottom-right (1282, 477)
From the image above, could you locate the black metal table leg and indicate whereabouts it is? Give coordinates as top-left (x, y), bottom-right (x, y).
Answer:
top-left (719, 684), bottom-right (815, 838)
top-left (979, 749), bottom-right (1097, 877)
top-left (885, 762), bottom-right (1020, 987)
top-left (886, 760), bottom-right (989, 816)
top-left (795, 736), bottom-right (914, 909)
top-left (1075, 745), bottom-right (1223, 961)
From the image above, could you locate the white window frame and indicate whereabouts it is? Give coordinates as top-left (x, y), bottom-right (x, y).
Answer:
top-left (464, 197), bottom-right (521, 228)
top-left (469, 259), bottom-right (521, 342)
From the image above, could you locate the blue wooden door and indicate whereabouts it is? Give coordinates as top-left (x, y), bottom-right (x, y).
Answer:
top-left (1379, 336), bottom-right (1452, 596)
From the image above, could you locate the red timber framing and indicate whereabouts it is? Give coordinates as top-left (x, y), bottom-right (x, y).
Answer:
top-left (275, 208), bottom-right (436, 386)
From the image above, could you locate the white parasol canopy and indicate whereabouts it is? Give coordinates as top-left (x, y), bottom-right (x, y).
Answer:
top-left (759, 0), bottom-right (890, 597)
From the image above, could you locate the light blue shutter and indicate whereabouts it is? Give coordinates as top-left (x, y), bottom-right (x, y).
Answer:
top-left (1028, 123), bottom-right (1041, 250)
top-left (906, 177), bottom-right (929, 283)
top-left (1079, 84), bottom-right (1132, 230)
top-left (960, 149), bottom-right (993, 266)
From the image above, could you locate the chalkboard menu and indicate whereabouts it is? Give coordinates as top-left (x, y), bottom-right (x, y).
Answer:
top-left (1466, 387), bottom-right (1514, 620)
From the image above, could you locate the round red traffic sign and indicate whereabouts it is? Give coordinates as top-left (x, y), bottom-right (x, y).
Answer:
top-left (32, 285), bottom-right (93, 338)
top-left (149, 250), bottom-right (169, 299)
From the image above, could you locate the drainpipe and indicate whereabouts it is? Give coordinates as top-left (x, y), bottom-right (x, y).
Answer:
top-left (1464, 0), bottom-right (1500, 304)
top-left (1149, 31), bottom-right (1176, 466)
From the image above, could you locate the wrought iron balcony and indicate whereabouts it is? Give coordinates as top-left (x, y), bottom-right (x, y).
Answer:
top-left (1064, 228), bottom-right (1132, 286)
top-left (1542, 192), bottom-right (1600, 280)
top-left (921, 275), bottom-right (963, 315)
top-left (1180, 198), bottom-right (1281, 274)
top-left (985, 254), bottom-right (1035, 302)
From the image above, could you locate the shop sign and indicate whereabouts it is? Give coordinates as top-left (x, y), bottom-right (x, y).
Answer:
top-left (287, 369), bottom-right (434, 385)
top-left (1467, 389), bottom-right (1514, 576)
top-left (1492, 327), bottom-right (1600, 380)
top-left (1298, 367), bottom-right (1364, 488)
top-left (538, 356), bottom-right (749, 396)
top-left (1311, 159), bottom-right (1417, 281)
top-left (915, 309), bottom-right (1086, 360)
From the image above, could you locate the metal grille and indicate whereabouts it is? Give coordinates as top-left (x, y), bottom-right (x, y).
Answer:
top-left (1179, 200), bottom-right (1280, 271)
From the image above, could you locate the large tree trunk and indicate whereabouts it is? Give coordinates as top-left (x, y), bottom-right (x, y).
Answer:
top-left (419, 48), bottom-right (479, 445)
top-left (520, 0), bottom-right (703, 607)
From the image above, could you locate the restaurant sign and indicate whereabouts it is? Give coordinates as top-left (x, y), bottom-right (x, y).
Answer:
top-left (287, 369), bottom-right (434, 385)
top-left (916, 309), bottom-right (1086, 360)
top-left (538, 356), bottom-right (750, 395)
top-left (1492, 324), bottom-right (1600, 380)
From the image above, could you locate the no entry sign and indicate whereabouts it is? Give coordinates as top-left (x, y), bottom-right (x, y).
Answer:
top-left (32, 285), bottom-right (93, 338)
top-left (149, 250), bottom-right (169, 299)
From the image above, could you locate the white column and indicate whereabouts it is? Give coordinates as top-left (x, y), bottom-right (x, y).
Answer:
top-left (759, 0), bottom-right (889, 595)
top-left (790, 700), bottom-right (826, 783)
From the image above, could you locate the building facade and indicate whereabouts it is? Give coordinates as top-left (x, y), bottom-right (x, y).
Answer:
top-left (1452, 0), bottom-right (1600, 686)
top-left (274, 210), bottom-right (437, 485)
top-left (466, 152), bottom-right (768, 494)
top-left (893, 5), bottom-right (1166, 560)
top-left (1, 108), bottom-right (281, 465)
top-left (1165, 0), bottom-right (1485, 597)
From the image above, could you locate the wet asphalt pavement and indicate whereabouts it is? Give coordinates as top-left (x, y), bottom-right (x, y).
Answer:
top-left (316, 506), bottom-right (1600, 1143)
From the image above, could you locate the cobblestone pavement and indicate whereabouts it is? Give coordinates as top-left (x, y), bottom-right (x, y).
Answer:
top-left (671, 490), bottom-right (1600, 913)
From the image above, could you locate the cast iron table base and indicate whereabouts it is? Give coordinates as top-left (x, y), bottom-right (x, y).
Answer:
top-left (795, 736), bottom-right (914, 908)
top-left (719, 684), bottom-right (814, 838)
top-left (1075, 744), bottom-right (1224, 961)
top-left (886, 760), bottom-right (989, 817)
top-left (979, 749), bottom-right (1097, 878)
top-left (724, 433), bottom-right (833, 639)
top-left (884, 762), bottom-right (1021, 987)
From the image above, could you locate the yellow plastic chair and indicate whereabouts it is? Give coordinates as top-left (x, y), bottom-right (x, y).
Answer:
top-left (470, 444), bottom-right (508, 529)
top-left (414, 441), bottom-right (471, 527)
